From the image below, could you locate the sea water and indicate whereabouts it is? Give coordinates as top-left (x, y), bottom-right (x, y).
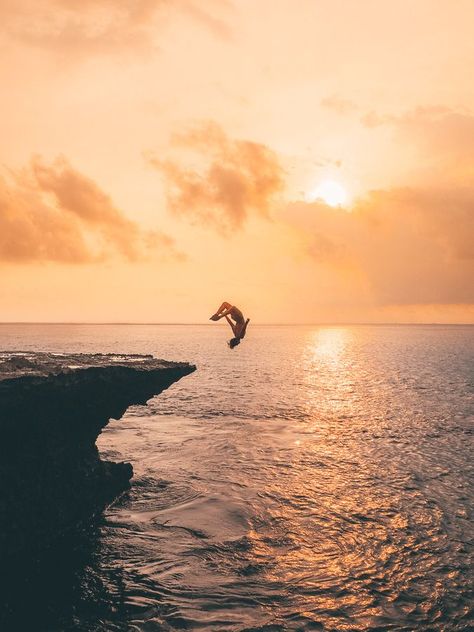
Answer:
top-left (0, 324), bottom-right (472, 631)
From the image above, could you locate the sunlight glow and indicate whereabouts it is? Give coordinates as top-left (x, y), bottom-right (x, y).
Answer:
top-left (308, 180), bottom-right (348, 207)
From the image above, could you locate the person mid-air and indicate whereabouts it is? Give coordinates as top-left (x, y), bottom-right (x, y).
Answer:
top-left (209, 302), bottom-right (250, 349)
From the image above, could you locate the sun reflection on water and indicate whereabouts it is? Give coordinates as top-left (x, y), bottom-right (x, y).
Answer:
top-left (301, 327), bottom-right (358, 422)
top-left (309, 327), bottom-right (351, 364)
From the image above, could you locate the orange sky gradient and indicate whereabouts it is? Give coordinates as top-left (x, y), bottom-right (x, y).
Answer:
top-left (1, 0), bottom-right (473, 323)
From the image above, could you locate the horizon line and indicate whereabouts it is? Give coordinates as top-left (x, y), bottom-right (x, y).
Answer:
top-left (0, 321), bottom-right (473, 326)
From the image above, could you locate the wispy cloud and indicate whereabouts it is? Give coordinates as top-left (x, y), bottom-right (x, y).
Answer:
top-left (0, 156), bottom-right (181, 263)
top-left (322, 98), bottom-right (474, 169)
top-left (0, 0), bottom-right (233, 60)
top-left (392, 107), bottom-right (474, 177)
top-left (321, 94), bottom-right (358, 115)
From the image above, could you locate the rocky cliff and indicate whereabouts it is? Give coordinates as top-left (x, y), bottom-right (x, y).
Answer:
top-left (0, 352), bottom-right (195, 560)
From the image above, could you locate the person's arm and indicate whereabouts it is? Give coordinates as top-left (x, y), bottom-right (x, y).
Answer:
top-left (225, 315), bottom-right (236, 335)
top-left (240, 318), bottom-right (250, 338)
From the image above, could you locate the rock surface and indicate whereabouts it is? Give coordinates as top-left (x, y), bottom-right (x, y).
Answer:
top-left (0, 352), bottom-right (195, 560)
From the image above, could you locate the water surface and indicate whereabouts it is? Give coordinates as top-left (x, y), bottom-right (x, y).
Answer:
top-left (1, 324), bottom-right (472, 631)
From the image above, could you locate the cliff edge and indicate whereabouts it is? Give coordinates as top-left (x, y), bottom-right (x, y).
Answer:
top-left (0, 352), bottom-right (196, 560)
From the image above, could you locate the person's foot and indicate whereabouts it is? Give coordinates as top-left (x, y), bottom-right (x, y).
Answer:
top-left (210, 314), bottom-right (220, 321)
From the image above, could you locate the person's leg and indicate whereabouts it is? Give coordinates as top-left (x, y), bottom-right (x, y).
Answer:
top-left (210, 302), bottom-right (232, 320)
top-left (216, 301), bottom-right (232, 315)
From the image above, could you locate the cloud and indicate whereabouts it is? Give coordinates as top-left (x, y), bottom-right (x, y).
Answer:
top-left (179, 0), bottom-right (234, 40)
top-left (0, 0), bottom-right (158, 57)
top-left (321, 95), bottom-right (358, 115)
top-left (0, 0), bottom-right (233, 59)
top-left (299, 103), bottom-right (472, 305)
top-left (284, 185), bottom-right (474, 306)
top-left (148, 122), bottom-right (285, 235)
top-left (360, 105), bottom-right (474, 169)
top-left (0, 156), bottom-right (180, 264)
top-left (394, 107), bottom-right (474, 174)
top-left (323, 98), bottom-right (474, 169)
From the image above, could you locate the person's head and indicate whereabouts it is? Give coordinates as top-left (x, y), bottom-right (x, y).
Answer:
top-left (228, 337), bottom-right (241, 349)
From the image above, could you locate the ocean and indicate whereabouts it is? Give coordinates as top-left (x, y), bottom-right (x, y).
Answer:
top-left (1, 323), bottom-right (473, 631)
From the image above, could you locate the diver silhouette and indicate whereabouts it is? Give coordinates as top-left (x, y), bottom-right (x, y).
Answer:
top-left (210, 302), bottom-right (250, 349)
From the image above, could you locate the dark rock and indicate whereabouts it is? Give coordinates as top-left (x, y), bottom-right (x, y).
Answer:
top-left (0, 352), bottom-right (195, 560)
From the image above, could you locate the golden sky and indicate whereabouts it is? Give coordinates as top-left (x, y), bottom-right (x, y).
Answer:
top-left (1, 0), bottom-right (473, 323)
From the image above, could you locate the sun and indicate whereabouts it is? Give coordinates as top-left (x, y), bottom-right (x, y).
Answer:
top-left (307, 180), bottom-right (348, 207)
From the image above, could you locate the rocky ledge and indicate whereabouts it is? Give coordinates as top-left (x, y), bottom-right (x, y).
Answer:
top-left (0, 352), bottom-right (195, 560)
